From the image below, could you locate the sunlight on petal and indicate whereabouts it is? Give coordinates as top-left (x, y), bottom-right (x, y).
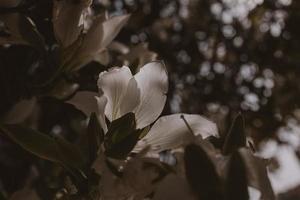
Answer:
top-left (119, 77), bottom-right (140, 117)
top-left (97, 66), bottom-right (133, 121)
top-left (134, 113), bottom-right (218, 152)
top-left (134, 61), bottom-right (168, 129)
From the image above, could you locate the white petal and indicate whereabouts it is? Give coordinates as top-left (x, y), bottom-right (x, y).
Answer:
top-left (134, 61), bottom-right (168, 129)
top-left (134, 114), bottom-right (218, 153)
top-left (67, 91), bottom-right (98, 117)
top-left (95, 95), bottom-right (108, 133)
top-left (97, 66), bottom-right (133, 121)
top-left (119, 77), bottom-right (140, 117)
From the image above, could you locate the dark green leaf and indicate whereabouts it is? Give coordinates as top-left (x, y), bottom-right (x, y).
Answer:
top-left (105, 129), bottom-right (142, 159)
top-left (0, 191), bottom-right (7, 200)
top-left (0, 124), bottom-right (86, 178)
top-left (0, 124), bottom-right (59, 162)
top-left (225, 151), bottom-right (249, 200)
top-left (184, 144), bottom-right (223, 200)
top-left (19, 15), bottom-right (46, 52)
top-left (0, 13), bottom-right (45, 52)
top-left (55, 136), bottom-right (86, 171)
top-left (104, 112), bottom-right (142, 159)
top-left (105, 112), bottom-right (136, 144)
top-left (222, 113), bottom-right (246, 155)
top-left (87, 113), bottom-right (104, 165)
top-left (1, 97), bottom-right (36, 124)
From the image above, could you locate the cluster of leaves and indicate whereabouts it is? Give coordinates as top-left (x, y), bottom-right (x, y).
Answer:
top-left (0, 0), bottom-right (290, 199)
top-left (1, 109), bottom-right (275, 200)
top-left (0, 0), bottom-right (155, 198)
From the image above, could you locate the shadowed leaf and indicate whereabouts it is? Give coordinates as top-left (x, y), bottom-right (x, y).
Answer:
top-left (48, 79), bottom-right (79, 100)
top-left (224, 151), bottom-right (249, 200)
top-left (9, 187), bottom-right (40, 200)
top-left (67, 91), bottom-right (98, 117)
top-left (184, 144), bottom-right (223, 200)
top-left (0, 13), bottom-right (45, 51)
top-left (1, 97), bottom-right (36, 124)
top-left (87, 112), bottom-right (104, 165)
top-left (0, 124), bottom-right (86, 179)
top-left (104, 112), bottom-right (142, 159)
top-left (222, 113), bottom-right (246, 155)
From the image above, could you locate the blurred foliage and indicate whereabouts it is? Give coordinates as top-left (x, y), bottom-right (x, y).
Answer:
top-left (0, 0), bottom-right (299, 199)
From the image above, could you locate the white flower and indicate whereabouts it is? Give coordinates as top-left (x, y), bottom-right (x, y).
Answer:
top-left (69, 61), bottom-right (218, 152)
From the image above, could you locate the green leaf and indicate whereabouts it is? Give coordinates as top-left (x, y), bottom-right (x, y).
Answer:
top-left (87, 113), bottom-right (104, 165)
top-left (55, 136), bottom-right (86, 170)
top-left (224, 151), bottom-right (249, 200)
top-left (0, 124), bottom-right (86, 178)
top-left (0, 124), bottom-right (59, 162)
top-left (0, 13), bottom-right (45, 51)
top-left (222, 113), bottom-right (246, 155)
top-left (104, 112), bottom-right (142, 159)
top-left (184, 144), bottom-right (223, 200)
top-left (1, 97), bottom-right (36, 124)
top-left (0, 190), bottom-right (7, 200)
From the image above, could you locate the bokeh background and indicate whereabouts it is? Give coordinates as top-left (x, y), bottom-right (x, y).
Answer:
top-left (1, 0), bottom-right (300, 199)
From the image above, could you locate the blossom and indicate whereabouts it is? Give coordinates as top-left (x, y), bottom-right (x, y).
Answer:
top-left (69, 61), bottom-right (218, 153)
top-left (53, 0), bottom-right (130, 71)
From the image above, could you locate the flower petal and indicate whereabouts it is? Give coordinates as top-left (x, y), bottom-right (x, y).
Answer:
top-left (53, 0), bottom-right (91, 47)
top-left (134, 61), bottom-right (168, 129)
top-left (77, 13), bottom-right (129, 58)
top-left (119, 77), bottom-right (140, 118)
top-left (95, 95), bottom-right (108, 133)
top-left (97, 66), bottom-right (133, 121)
top-left (68, 14), bottom-right (129, 71)
top-left (134, 114), bottom-right (218, 152)
top-left (79, 13), bottom-right (107, 56)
